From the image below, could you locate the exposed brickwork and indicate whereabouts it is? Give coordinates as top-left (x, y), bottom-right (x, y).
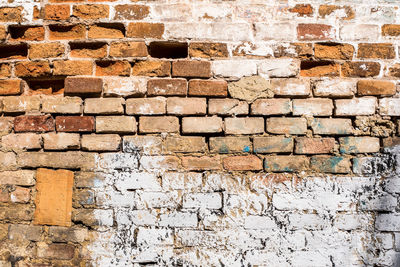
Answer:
top-left (1, 1), bottom-right (400, 266)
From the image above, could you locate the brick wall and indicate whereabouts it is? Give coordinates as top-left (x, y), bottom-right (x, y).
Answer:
top-left (1, 0), bottom-right (400, 266)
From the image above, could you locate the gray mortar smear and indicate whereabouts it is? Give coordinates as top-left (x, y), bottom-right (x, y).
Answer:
top-left (86, 145), bottom-right (400, 266)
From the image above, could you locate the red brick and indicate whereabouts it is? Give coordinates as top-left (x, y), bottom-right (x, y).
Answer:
top-left (295, 137), bottom-right (335, 154)
top-left (44, 5), bottom-right (70, 20)
top-left (64, 77), bottom-right (102, 96)
top-left (0, 79), bottom-right (22, 95)
top-left (127, 22), bottom-right (164, 38)
top-left (297, 24), bottom-right (334, 40)
top-left (357, 80), bottom-right (396, 96)
top-left (114, 5), bottom-right (149, 20)
top-left (73, 4), bottom-right (109, 19)
top-left (358, 43), bottom-right (395, 59)
top-left (14, 115), bottom-right (55, 133)
top-left (341, 62), bottom-right (380, 77)
top-left (223, 155), bottom-right (263, 171)
top-left (181, 156), bottom-right (221, 171)
top-left (147, 78), bottom-right (187, 96)
top-left (188, 79), bottom-right (227, 97)
top-left (56, 116), bottom-right (94, 132)
top-left (172, 61), bottom-right (211, 78)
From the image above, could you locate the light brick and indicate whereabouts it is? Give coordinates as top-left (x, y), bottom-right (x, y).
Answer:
top-left (147, 78), bottom-right (187, 96)
top-left (339, 137), bottom-right (380, 154)
top-left (96, 116), bottom-right (136, 134)
top-left (313, 79), bottom-right (355, 97)
top-left (208, 99), bottom-right (249, 115)
top-left (181, 156), bottom-right (221, 170)
top-left (8, 224), bottom-right (42, 241)
top-left (380, 98), bottom-right (400, 116)
top-left (0, 170), bottom-right (35, 186)
top-left (18, 152), bottom-right (96, 170)
top-left (139, 116), bottom-right (179, 133)
top-left (103, 77), bottom-right (147, 97)
top-left (123, 136), bottom-right (162, 155)
top-left (41, 96), bottom-right (82, 114)
top-left (84, 98), bottom-right (124, 114)
top-left (267, 118), bottom-right (307, 135)
top-left (253, 136), bottom-right (293, 153)
top-left (335, 97), bottom-right (376, 116)
top-left (210, 137), bottom-right (251, 154)
top-left (295, 137), bottom-right (335, 154)
top-left (2, 96), bottom-right (41, 113)
top-left (167, 97), bottom-right (206, 115)
top-left (255, 22), bottom-right (296, 41)
top-left (292, 98), bottom-right (333, 116)
top-left (340, 24), bottom-right (380, 41)
top-left (223, 155), bottom-right (263, 171)
top-left (258, 58), bottom-right (300, 78)
top-left (0, 117), bottom-right (13, 137)
top-left (140, 156), bottom-right (179, 171)
top-left (311, 118), bottom-right (353, 135)
top-left (264, 156), bottom-right (309, 172)
top-left (42, 132), bottom-right (80, 150)
top-left (164, 136), bottom-right (206, 153)
top-left (224, 117), bottom-right (264, 135)
top-left (81, 134), bottom-right (121, 151)
top-left (311, 156), bottom-right (351, 173)
top-left (212, 60), bottom-right (257, 79)
top-left (37, 243), bottom-right (75, 260)
top-left (126, 97), bottom-right (166, 115)
top-left (251, 99), bottom-right (291, 115)
top-left (2, 133), bottom-right (42, 150)
top-left (182, 117), bottom-right (223, 134)
top-left (271, 78), bottom-right (311, 96)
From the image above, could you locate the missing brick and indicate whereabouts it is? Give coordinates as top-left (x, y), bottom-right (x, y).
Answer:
top-left (149, 41), bottom-right (188, 59)
top-left (8, 25), bottom-right (44, 41)
top-left (69, 42), bottom-right (107, 58)
top-left (0, 43), bottom-right (28, 59)
top-left (25, 78), bottom-right (65, 95)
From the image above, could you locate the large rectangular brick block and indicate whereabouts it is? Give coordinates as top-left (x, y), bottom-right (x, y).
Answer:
top-left (139, 116), bottom-right (179, 133)
top-left (96, 116), bottom-right (136, 134)
top-left (264, 156), bottom-right (309, 172)
top-left (84, 98), bottom-right (124, 114)
top-left (251, 99), bottom-right (291, 115)
top-left (253, 136), bottom-right (293, 153)
top-left (292, 98), bottom-right (333, 116)
top-left (81, 134), bottom-right (121, 151)
top-left (311, 156), bottom-right (351, 174)
top-left (167, 97), bottom-right (206, 115)
top-left (224, 117), bottom-right (264, 134)
top-left (208, 99), bottom-right (249, 115)
top-left (0, 79), bottom-right (22, 95)
top-left (357, 80), bottom-right (396, 96)
top-left (335, 97), bottom-right (376, 116)
top-left (295, 137), bottom-right (335, 154)
top-left (223, 155), bottom-right (263, 171)
top-left (172, 61), bottom-right (211, 78)
top-left (311, 118), bottom-right (353, 135)
top-left (209, 137), bottom-right (251, 154)
top-left (56, 116), bottom-right (94, 132)
top-left (14, 115), bottom-right (55, 133)
top-left (181, 156), bottom-right (221, 171)
top-left (267, 118), bottom-right (307, 135)
top-left (147, 78), bottom-right (187, 96)
top-left (182, 117), bottom-right (223, 134)
top-left (339, 137), bottom-right (380, 154)
top-left (64, 77), bottom-right (103, 96)
top-left (165, 136), bottom-right (206, 153)
top-left (34, 168), bottom-right (74, 227)
top-left (188, 79), bottom-right (227, 97)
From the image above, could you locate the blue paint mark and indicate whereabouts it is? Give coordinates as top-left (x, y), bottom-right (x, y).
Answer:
top-left (243, 146), bottom-right (251, 152)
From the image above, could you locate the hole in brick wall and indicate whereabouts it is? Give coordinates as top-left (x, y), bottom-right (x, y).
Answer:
top-left (95, 23), bottom-right (125, 36)
top-left (48, 24), bottom-right (76, 33)
top-left (0, 43), bottom-right (28, 59)
top-left (300, 60), bottom-right (334, 70)
top-left (9, 25), bottom-right (41, 40)
top-left (315, 42), bottom-right (341, 46)
top-left (148, 41), bottom-right (188, 59)
top-left (25, 78), bottom-right (65, 95)
top-left (69, 42), bottom-right (107, 51)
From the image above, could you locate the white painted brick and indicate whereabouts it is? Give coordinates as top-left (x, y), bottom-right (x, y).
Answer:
top-left (212, 60), bottom-right (257, 79)
top-left (379, 98), bottom-right (400, 116)
top-left (116, 209), bottom-right (156, 226)
top-left (340, 24), bottom-right (380, 41)
top-left (137, 191), bottom-right (180, 208)
top-left (244, 215), bottom-right (276, 229)
top-left (288, 213), bottom-right (327, 230)
top-left (159, 211), bottom-right (198, 228)
top-left (103, 77), bottom-right (147, 97)
top-left (271, 78), bottom-right (311, 96)
top-left (255, 22), bottom-right (296, 41)
top-left (359, 193), bottom-right (397, 211)
top-left (183, 193), bottom-right (222, 209)
top-left (376, 214), bottom-right (400, 231)
top-left (136, 228), bottom-right (174, 246)
top-left (162, 172), bottom-right (202, 191)
top-left (334, 213), bottom-right (373, 230)
top-left (335, 97), bottom-right (377, 116)
top-left (258, 58), bottom-right (300, 78)
top-left (313, 79), bottom-right (356, 97)
top-left (114, 171), bottom-right (161, 191)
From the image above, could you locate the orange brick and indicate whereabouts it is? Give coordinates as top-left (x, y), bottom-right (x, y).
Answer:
top-left (314, 43), bottom-right (354, 60)
top-left (289, 4), bottom-right (313, 17)
top-left (0, 64), bottom-right (11, 78)
top-left (9, 25), bottom-right (44, 41)
top-left (15, 61), bottom-right (51, 78)
top-left (114, 5), bottom-right (149, 20)
top-left (0, 80), bottom-right (22, 95)
top-left (96, 61), bottom-right (131, 76)
top-left (44, 5), bottom-right (70, 20)
top-left (69, 42), bottom-right (107, 58)
top-left (88, 24), bottom-right (124, 39)
top-left (73, 4), bottom-right (109, 19)
top-left (49, 24), bottom-right (85, 40)
top-left (300, 61), bottom-right (339, 77)
top-left (223, 155), bottom-right (263, 171)
top-left (382, 24), bottom-right (400, 36)
top-left (358, 43), bottom-right (395, 59)
top-left (188, 79), bottom-right (227, 97)
top-left (172, 61), bottom-right (211, 78)
top-left (181, 156), bottom-right (221, 171)
top-left (132, 61), bottom-right (171, 77)
top-left (341, 62), bottom-right (380, 77)
top-left (33, 168), bottom-right (73, 227)
top-left (29, 43), bottom-right (65, 59)
top-left (0, 26), bottom-right (6, 40)
top-left (53, 60), bottom-right (93, 76)
top-left (109, 41), bottom-right (148, 57)
top-left (357, 80), bottom-right (396, 96)
top-left (295, 137), bottom-right (335, 154)
top-left (127, 22), bottom-right (164, 38)
top-left (189, 42), bottom-right (228, 58)
top-left (0, 7), bottom-right (23, 22)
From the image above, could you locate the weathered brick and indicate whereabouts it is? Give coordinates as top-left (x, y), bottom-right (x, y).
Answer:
top-left (167, 97), bottom-right (206, 115)
top-left (318, 5), bottom-right (354, 20)
top-left (109, 41), bottom-right (148, 57)
top-left (311, 118), bottom-right (353, 135)
top-left (165, 136), bottom-right (206, 153)
top-left (0, 64), bottom-right (11, 78)
top-left (88, 24), bottom-right (124, 39)
top-left (0, 80), bottom-right (22, 95)
top-left (289, 4), bottom-right (313, 16)
top-left (48, 226), bottom-right (87, 243)
top-left (210, 137), bottom-right (251, 154)
top-left (189, 42), bottom-right (228, 58)
top-left (64, 77), bottom-right (102, 96)
top-left (139, 116), bottom-right (179, 133)
top-left (357, 80), bottom-right (396, 96)
top-left (380, 98), bottom-right (400, 116)
top-left (37, 243), bottom-right (75, 260)
top-left (292, 98), bottom-right (333, 116)
top-left (208, 99), bottom-right (249, 115)
top-left (182, 156), bottom-right (221, 171)
top-left (358, 43), bottom-right (395, 59)
top-left (311, 156), bottom-right (351, 173)
top-left (103, 77), bottom-right (147, 97)
top-left (224, 117), bottom-right (264, 135)
top-left (56, 116), bottom-right (94, 132)
top-left (44, 4), bottom-right (70, 20)
top-left (0, 26), bottom-right (5, 40)
top-left (114, 4), bottom-right (149, 20)
top-left (127, 22), bottom-right (164, 38)
top-left (140, 156), bottom-right (179, 171)
top-left (258, 58), bottom-right (300, 78)
top-left (123, 136), bottom-right (162, 155)
top-left (14, 115), bottom-right (54, 133)
top-left (84, 98), bottom-right (124, 114)
top-left (126, 97), bottom-right (166, 115)
top-left (9, 26), bottom-right (44, 41)
top-left (147, 78), bottom-right (186, 96)
top-left (29, 43), bottom-right (65, 59)
top-left (271, 78), bottom-right (311, 96)
top-left (251, 98), bottom-right (291, 115)
top-left (8, 224), bottom-right (42, 241)
top-left (223, 155), bottom-right (262, 171)
top-left (0, 204), bottom-right (33, 221)
top-left (182, 117), bottom-right (223, 134)
top-left (18, 152), bottom-right (96, 170)
top-left (335, 97), bottom-right (376, 116)
top-left (295, 137), bottom-right (335, 154)
top-left (212, 60), bottom-right (257, 79)
top-left (49, 24), bottom-right (86, 40)
top-left (81, 134), bottom-right (121, 151)
top-left (172, 61), bottom-right (211, 78)
top-left (188, 79), bottom-right (227, 97)
top-left (0, 152), bottom-right (17, 171)
top-left (339, 137), bottom-right (380, 154)
top-left (42, 132), bottom-right (80, 150)
top-left (300, 61), bottom-right (340, 77)
top-left (70, 42), bottom-right (107, 58)
top-left (2, 96), bottom-right (41, 113)
top-left (96, 116), bottom-right (136, 133)
top-left (53, 60), bottom-right (93, 76)
top-left (96, 60), bottom-right (131, 76)
top-left (0, 117), bottom-right (14, 137)
top-left (314, 43), bottom-right (354, 60)
top-left (313, 79), bottom-right (355, 97)
top-left (73, 4), bottom-right (109, 19)
top-left (2, 133), bottom-right (42, 150)
top-left (382, 24), bottom-right (400, 36)
top-left (264, 156), bottom-right (309, 172)
top-left (0, 7), bottom-right (23, 22)
top-left (132, 61), bottom-right (171, 77)
top-left (297, 24), bottom-right (334, 40)
top-left (15, 61), bottom-right (51, 78)
top-left (340, 24), bottom-right (379, 41)
top-left (267, 118), bottom-right (307, 135)
top-left (42, 96), bottom-right (82, 114)
top-left (34, 168), bottom-right (74, 226)
top-left (0, 170), bottom-right (35, 186)
top-left (254, 136), bottom-right (293, 153)
top-left (10, 187), bottom-right (31, 203)
top-left (255, 22), bottom-right (296, 41)
top-left (183, 192), bottom-right (222, 209)
top-left (341, 62), bottom-right (380, 77)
